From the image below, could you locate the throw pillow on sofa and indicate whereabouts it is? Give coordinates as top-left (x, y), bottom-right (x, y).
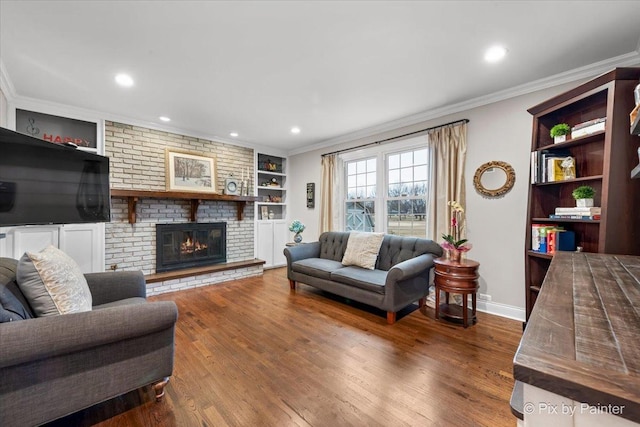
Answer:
top-left (17, 245), bottom-right (92, 317)
top-left (341, 231), bottom-right (385, 270)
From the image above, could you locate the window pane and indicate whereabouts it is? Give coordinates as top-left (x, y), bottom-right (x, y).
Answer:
top-left (356, 160), bottom-right (366, 174)
top-left (348, 162), bottom-right (357, 175)
top-left (356, 173), bottom-right (366, 187)
top-left (366, 185), bottom-right (376, 198)
top-left (347, 175), bottom-right (356, 187)
top-left (367, 158), bottom-right (376, 171)
top-left (401, 183), bottom-right (413, 196)
top-left (414, 149), bottom-right (428, 164)
top-left (414, 165), bottom-right (428, 181)
top-left (400, 167), bottom-right (413, 183)
top-left (347, 189), bottom-right (356, 199)
top-left (389, 169), bottom-right (400, 184)
top-left (414, 181), bottom-right (427, 195)
top-left (401, 152), bottom-right (412, 167)
top-left (388, 154), bottom-right (400, 169)
top-left (366, 172), bottom-right (376, 186)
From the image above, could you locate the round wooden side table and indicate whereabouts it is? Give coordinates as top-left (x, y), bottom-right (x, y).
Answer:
top-left (434, 257), bottom-right (480, 328)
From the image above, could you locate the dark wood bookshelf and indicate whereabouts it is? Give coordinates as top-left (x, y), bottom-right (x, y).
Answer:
top-left (524, 67), bottom-right (640, 322)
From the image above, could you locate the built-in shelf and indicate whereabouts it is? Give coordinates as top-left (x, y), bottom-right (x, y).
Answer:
top-left (111, 189), bottom-right (260, 223)
top-left (527, 250), bottom-right (553, 260)
top-left (532, 217), bottom-right (600, 224)
top-left (145, 259), bottom-right (265, 283)
top-left (257, 170), bottom-right (286, 177)
top-left (536, 130), bottom-right (605, 151)
top-left (534, 175), bottom-right (603, 186)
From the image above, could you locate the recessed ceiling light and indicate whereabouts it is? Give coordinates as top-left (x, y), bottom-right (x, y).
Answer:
top-left (291, 127), bottom-right (301, 134)
top-left (484, 45), bottom-right (507, 63)
top-left (159, 116), bottom-right (171, 122)
top-left (230, 132), bottom-right (238, 137)
top-left (115, 73), bottom-right (134, 87)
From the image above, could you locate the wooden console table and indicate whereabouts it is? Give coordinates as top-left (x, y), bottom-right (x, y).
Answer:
top-left (513, 252), bottom-right (640, 425)
top-left (434, 257), bottom-right (479, 328)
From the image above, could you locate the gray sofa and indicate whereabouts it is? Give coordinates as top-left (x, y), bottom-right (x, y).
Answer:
top-left (0, 257), bottom-right (178, 427)
top-left (284, 231), bottom-right (443, 324)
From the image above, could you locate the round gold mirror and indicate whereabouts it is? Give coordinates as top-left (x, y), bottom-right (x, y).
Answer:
top-left (473, 161), bottom-right (515, 198)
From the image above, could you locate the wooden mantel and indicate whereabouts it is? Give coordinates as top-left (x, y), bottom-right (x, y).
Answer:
top-left (111, 189), bottom-right (260, 223)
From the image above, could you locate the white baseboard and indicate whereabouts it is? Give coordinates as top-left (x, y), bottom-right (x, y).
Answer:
top-left (477, 300), bottom-right (525, 322)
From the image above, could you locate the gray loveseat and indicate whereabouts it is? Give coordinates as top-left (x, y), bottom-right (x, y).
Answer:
top-left (284, 231), bottom-right (443, 324)
top-left (0, 258), bottom-right (178, 427)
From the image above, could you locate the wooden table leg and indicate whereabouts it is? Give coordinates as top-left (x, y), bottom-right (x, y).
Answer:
top-left (435, 286), bottom-right (440, 319)
top-left (463, 292), bottom-right (468, 328)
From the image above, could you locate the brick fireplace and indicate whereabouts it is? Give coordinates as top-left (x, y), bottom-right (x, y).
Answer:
top-left (156, 222), bottom-right (226, 272)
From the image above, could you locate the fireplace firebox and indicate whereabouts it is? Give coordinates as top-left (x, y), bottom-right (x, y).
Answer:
top-left (156, 222), bottom-right (226, 272)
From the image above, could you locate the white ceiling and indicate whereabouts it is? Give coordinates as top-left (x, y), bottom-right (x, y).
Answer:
top-left (1, 1), bottom-right (640, 154)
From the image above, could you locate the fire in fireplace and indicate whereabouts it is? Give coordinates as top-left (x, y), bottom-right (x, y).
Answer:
top-left (156, 222), bottom-right (226, 272)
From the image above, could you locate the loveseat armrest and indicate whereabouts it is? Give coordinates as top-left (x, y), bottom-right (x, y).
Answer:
top-left (386, 254), bottom-right (435, 284)
top-left (0, 301), bottom-right (177, 369)
top-left (85, 270), bottom-right (147, 305)
top-left (283, 241), bottom-right (321, 264)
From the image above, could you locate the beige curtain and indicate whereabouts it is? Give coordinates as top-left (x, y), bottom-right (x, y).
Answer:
top-left (320, 154), bottom-right (337, 233)
top-left (427, 122), bottom-right (467, 241)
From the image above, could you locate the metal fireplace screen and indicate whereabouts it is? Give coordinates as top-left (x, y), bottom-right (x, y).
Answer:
top-left (156, 222), bottom-right (226, 272)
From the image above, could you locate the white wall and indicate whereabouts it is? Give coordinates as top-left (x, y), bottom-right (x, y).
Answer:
top-left (0, 88), bottom-right (7, 128)
top-left (288, 80), bottom-right (584, 319)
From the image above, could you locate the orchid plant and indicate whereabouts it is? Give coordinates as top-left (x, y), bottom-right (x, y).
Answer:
top-left (441, 201), bottom-right (472, 252)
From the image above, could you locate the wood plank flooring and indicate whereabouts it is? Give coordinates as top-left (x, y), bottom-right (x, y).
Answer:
top-left (46, 268), bottom-right (522, 427)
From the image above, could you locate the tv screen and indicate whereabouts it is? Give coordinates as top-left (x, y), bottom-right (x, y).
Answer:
top-left (0, 127), bottom-right (111, 226)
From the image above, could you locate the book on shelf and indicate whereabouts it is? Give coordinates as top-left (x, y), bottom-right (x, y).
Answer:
top-left (531, 224), bottom-right (576, 253)
top-left (533, 149), bottom-right (572, 183)
top-left (546, 156), bottom-right (575, 182)
top-left (549, 214), bottom-right (601, 220)
top-left (571, 117), bottom-right (606, 139)
top-left (554, 207), bottom-right (601, 215)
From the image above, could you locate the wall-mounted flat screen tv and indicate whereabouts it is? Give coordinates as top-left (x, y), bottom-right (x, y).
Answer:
top-left (0, 127), bottom-right (111, 226)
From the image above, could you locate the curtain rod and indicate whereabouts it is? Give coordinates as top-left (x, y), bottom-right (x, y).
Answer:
top-left (321, 118), bottom-right (469, 157)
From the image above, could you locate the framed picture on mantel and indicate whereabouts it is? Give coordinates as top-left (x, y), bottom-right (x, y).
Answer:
top-left (165, 149), bottom-right (217, 193)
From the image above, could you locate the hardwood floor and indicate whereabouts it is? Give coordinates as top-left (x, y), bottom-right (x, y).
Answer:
top-left (47, 268), bottom-right (522, 427)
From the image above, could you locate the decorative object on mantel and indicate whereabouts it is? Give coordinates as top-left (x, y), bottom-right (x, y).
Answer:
top-left (165, 149), bottom-right (217, 193)
top-left (224, 175), bottom-right (240, 195)
top-left (572, 185), bottom-right (595, 208)
top-left (289, 220), bottom-right (306, 243)
top-left (441, 201), bottom-right (472, 262)
top-left (550, 123), bottom-right (571, 144)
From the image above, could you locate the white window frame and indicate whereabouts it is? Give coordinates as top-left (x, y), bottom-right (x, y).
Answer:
top-left (338, 135), bottom-right (431, 235)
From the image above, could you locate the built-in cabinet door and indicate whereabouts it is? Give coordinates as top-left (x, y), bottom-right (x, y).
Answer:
top-left (0, 223), bottom-right (104, 273)
top-left (59, 223), bottom-right (105, 273)
top-left (256, 220), bottom-right (288, 268)
top-left (272, 220), bottom-right (288, 267)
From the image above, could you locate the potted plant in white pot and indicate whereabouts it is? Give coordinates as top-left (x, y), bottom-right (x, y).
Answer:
top-left (550, 123), bottom-right (571, 143)
top-left (572, 185), bottom-right (595, 207)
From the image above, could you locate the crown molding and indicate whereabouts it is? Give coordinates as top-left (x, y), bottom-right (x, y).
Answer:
top-left (288, 50), bottom-right (640, 157)
top-left (0, 59), bottom-right (17, 100)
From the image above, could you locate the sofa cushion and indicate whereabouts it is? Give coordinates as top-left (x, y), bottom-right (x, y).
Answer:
top-left (330, 266), bottom-right (387, 294)
top-left (0, 258), bottom-right (34, 322)
top-left (94, 297), bottom-right (147, 310)
top-left (341, 232), bottom-right (384, 270)
top-left (292, 258), bottom-right (345, 280)
top-left (17, 245), bottom-right (92, 317)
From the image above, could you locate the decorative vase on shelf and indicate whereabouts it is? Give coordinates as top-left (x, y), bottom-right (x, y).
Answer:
top-left (576, 198), bottom-right (594, 208)
top-left (448, 249), bottom-right (462, 263)
top-left (294, 233), bottom-right (303, 244)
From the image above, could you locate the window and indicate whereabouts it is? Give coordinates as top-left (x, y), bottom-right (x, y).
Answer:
top-left (341, 137), bottom-right (431, 238)
top-left (386, 148), bottom-right (429, 238)
top-left (345, 158), bottom-right (376, 231)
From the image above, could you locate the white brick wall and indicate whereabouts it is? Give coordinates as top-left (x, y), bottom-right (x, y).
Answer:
top-left (104, 122), bottom-right (261, 295)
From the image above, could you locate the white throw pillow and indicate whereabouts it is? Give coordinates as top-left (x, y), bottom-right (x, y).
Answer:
top-left (17, 245), bottom-right (92, 317)
top-left (341, 232), bottom-right (385, 270)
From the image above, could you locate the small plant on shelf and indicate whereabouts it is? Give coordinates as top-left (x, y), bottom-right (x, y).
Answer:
top-left (572, 185), bottom-right (595, 207)
top-left (550, 123), bottom-right (571, 143)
